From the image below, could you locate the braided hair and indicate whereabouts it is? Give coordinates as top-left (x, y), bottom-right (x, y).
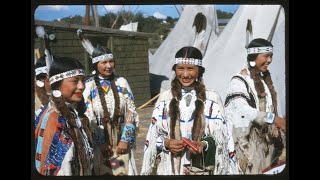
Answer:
top-left (35, 55), bottom-right (50, 106)
top-left (49, 56), bottom-right (92, 175)
top-left (170, 46), bottom-right (206, 141)
top-left (92, 45), bottom-right (121, 154)
top-left (247, 38), bottom-right (277, 114)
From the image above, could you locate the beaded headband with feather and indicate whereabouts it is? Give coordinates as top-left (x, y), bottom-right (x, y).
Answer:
top-left (77, 29), bottom-right (113, 64)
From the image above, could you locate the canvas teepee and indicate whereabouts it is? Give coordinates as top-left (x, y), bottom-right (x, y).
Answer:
top-left (149, 5), bottom-right (219, 96)
top-left (202, 5), bottom-right (286, 116)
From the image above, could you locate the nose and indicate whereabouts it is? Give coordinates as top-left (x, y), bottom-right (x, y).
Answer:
top-left (77, 80), bottom-right (85, 90)
top-left (106, 62), bottom-right (112, 68)
top-left (267, 56), bottom-right (272, 63)
top-left (182, 70), bottom-right (189, 78)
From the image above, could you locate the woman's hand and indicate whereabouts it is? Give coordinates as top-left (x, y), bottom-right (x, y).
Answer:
top-left (188, 140), bottom-right (206, 155)
top-left (274, 115), bottom-right (286, 133)
top-left (117, 141), bottom-right (129, 154)
top-left (164, 139), bottom-right (184, 154)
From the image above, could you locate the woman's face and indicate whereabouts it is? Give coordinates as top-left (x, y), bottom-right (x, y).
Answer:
top-left (175, 64), bottom-right (199, 87)
top-left (97, 59), bottom-right (115, 78)
top-left (60, 75), bottom-right (85, 103)
top-left (255, 53), bottom-right (273, 72)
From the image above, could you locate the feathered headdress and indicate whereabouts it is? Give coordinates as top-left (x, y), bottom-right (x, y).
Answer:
top-left (77, 29), bottom-right (94, 57)
top-left (35, 26), bottom-right (53, 72)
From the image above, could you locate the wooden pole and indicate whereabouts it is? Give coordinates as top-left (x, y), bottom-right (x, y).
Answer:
top-left (137, 93), bottom-right (160, 110)
top-left (84, 5), bottom-right (90, 26)
top-left (92, 5), bottom-right (100, 27)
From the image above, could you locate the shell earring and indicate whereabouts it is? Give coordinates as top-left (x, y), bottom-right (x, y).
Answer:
top-left (36, 80), bottom-right (44, 87)
top-left (249, 61), bottom-right (256, 67)
top-left (52, 90), bottom-right (62, 97)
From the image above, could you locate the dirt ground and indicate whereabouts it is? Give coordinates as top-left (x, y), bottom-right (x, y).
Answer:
top-left (134, 105), bottom-right (154, 174)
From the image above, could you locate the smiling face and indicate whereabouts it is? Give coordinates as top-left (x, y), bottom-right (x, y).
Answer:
top-left (97, 59), bottom-right (115, 78)
top-left (59, 75), bottom-right (85, 103)
top-left (255, 52), bottom-right (273, 72)
top-left (175, 64), bottom-right (199, 87)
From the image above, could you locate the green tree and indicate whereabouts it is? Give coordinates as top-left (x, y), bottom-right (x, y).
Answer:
top-left (216, 10), bottom-right (234, 19)
top-left (100, 12), bottom-right (117, 28)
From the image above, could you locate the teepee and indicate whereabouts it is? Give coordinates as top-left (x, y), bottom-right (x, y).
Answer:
top-left (149, 5), bottom-right (219, 96)
top-left (202, 5), bottom-right (286, 116)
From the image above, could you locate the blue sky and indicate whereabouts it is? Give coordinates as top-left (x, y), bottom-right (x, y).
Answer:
top-left (34, 5), bottom-right (239, 21)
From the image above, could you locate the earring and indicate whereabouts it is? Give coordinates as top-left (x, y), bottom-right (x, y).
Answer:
top-left (249, 61), bottom-right (256, 67)
top-left (36, 80), bottom-right (44, 87)
top-left (52, 90), bottom-right (62, 97)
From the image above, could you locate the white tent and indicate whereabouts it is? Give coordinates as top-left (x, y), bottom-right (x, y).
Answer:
top-left (149, 5), bottom-right (219, 95)
top-left (120, 21), bottom-right (138, 32)
top-left (202, 5), bottom-right (286, 116)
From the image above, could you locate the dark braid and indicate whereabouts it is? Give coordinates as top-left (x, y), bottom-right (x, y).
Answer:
top-left (262, 70), bottom-right (278, 115)
top-left (109, 75), bottom-right (121, 118)
top-left (192, 80), bottom-right (206, 141)
top-left (94, 73), bottom-right (121, 152)
top-left (35, 55), bottom-right (50, 106)
top-left (76, 98), bottom-right (93, 146)
top-left (94, 75), bottom-right (112, 148)
top-left (249, 67), bottom-right (266, 111)
top-left (36, 85), bottom-right (49, 106)
top-left (52, 95), bottom-right (89, 175)
top-left (169, 77), bottom-right (182, 139)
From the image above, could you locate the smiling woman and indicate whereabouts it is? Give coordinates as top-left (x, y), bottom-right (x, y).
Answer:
top-left (34, 56), bottom-right (94, 176)
top-left (140, 46), bottom-right (241, 175)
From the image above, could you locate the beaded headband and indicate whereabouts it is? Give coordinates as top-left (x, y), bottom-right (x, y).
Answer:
top-left (35, 66), bottom-right (48, 76)
top-left (247, 46), bottom-right (273, 55)
top-left (49, 69), bottom-right (85, 84)
top-left (175, 58), bottom-right (203, 67)
top-left (92, 53), bottom-right (113, 64)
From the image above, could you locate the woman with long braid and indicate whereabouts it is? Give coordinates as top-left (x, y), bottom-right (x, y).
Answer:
top-left (81, 43), bottom-right (139, 175)
top-left (141, 46), bottom-right (239, 175)
top-left (34, 56), bottom-right (93, 175)
top-left (34, 55), bottom-right (51, 128)
top-left (224, 38), bottom-right (286, 174)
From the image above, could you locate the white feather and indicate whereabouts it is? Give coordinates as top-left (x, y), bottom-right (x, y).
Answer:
top-left (77, 29), bottom-right (94, 56)
top-left (36, 26), bottom-right (46, 39)
top-left (44, 49), bottom-right (53, 71)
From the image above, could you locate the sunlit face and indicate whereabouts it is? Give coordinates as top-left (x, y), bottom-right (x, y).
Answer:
top-left (255, 53), bottom-right (273, 72)
top-left (175, 64), bottom-right (199, 87)
top-left (59, 76), bottom-right (85, 103)
top-left (97, 59), bottom-right (115, 78)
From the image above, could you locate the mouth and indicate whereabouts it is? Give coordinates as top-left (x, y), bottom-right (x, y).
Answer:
top-left (181, 78), bottom-right (191, 83)
top-left (74, 92), bottom-right (82, 97)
